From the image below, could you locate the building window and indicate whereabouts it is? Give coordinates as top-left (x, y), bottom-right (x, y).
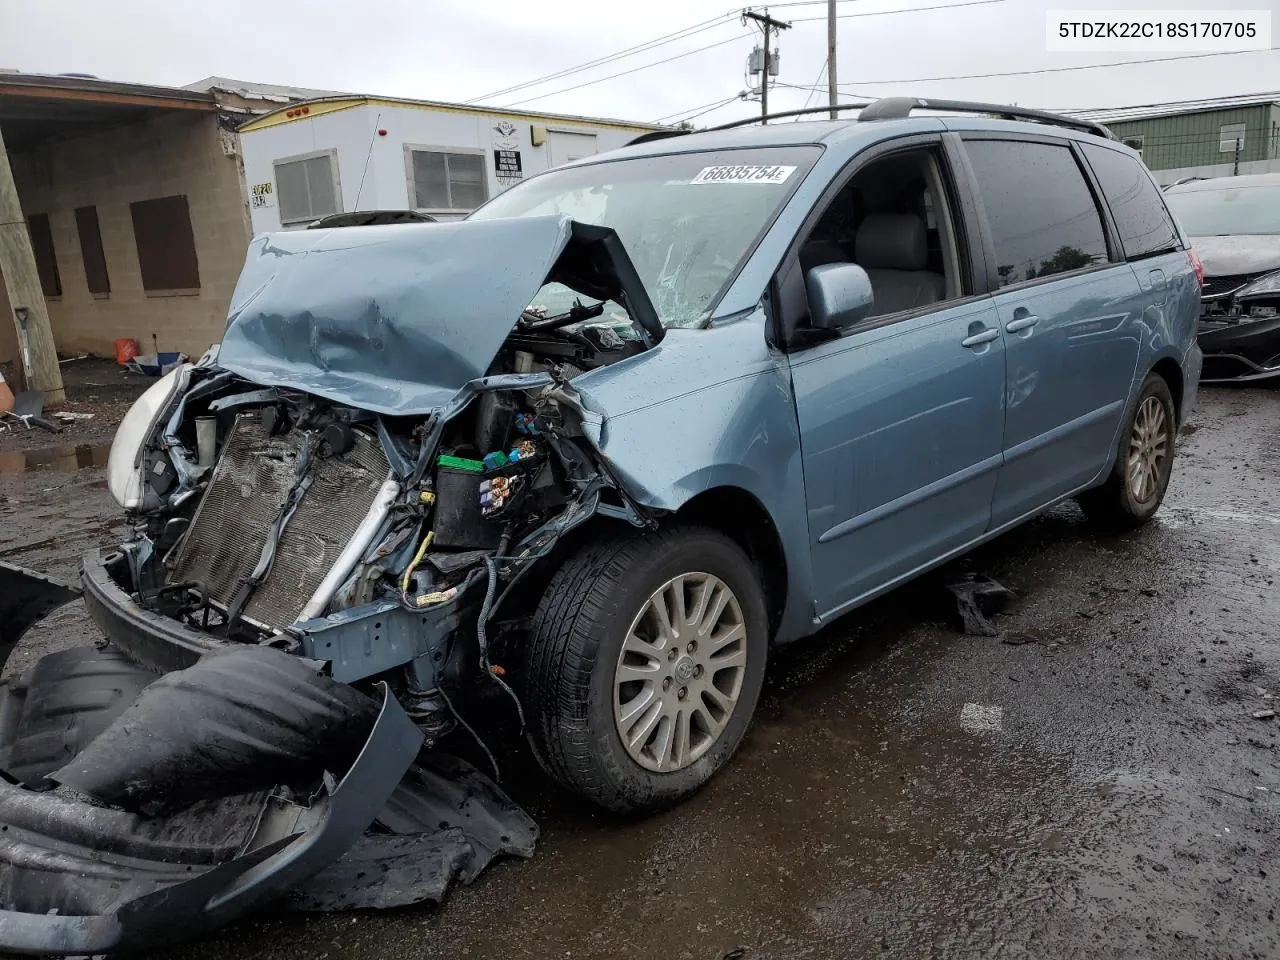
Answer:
top-left (1220, 122), bottom-right (1247, 153)
top-left (274, 150), bottom-right (341, 225)
top-left (75, 205), bottom-right (110, 295)
top-left (1121, 135), bottom-right (1144, 157)
top-left (407, 147), bottom-right (488, 212)
top-left (26, 213), bottom-right (61, 297)
top-left (130, 195), bottom-right (201, 291)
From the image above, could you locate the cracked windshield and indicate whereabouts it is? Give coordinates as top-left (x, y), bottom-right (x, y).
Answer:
top-left (470, 147), bottom-right (818, 327)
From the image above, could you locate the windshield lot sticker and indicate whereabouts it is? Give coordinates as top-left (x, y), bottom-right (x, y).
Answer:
top-left (690, 164), bottom-right (796, 185)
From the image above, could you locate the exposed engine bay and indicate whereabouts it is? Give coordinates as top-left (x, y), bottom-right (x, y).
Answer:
top-left (0, 215), bottom-right (664, 954)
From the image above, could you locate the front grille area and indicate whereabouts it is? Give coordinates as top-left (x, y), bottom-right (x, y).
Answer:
top-left (1202, 272), bottom-right (1256, 300)
top-left (169, 414), bottom-right (389, 630)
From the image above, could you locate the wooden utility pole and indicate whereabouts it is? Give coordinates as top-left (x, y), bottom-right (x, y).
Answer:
top-left (0, 124), bottom-right (63, 402)
top-left (745, 9), bottom-right (790, 124)
top-left (827, 0), bottom-right (838, 120)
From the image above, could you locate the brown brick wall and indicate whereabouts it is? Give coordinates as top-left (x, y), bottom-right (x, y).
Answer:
top-left (1, 110), bottom-right (250, 365)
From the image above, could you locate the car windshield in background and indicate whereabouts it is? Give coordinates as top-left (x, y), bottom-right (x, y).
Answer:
top-left (470, 147), bottom-right (821, 328)
top-left (1165, 184), bottom-right (1280, 236)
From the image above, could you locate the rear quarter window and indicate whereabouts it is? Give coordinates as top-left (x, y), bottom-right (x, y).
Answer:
top-left (964, 139), bottom-right (1109, 287)
top-left (1081, 144), bottom-right (1181, 260)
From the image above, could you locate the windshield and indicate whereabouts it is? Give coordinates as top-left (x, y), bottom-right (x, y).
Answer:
top-left (1165, 184), bottom-right (1280, 237)
top-left (470, 146), bottom-right (821, 327)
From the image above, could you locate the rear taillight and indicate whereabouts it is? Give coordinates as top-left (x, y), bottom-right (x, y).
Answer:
top-left (1188, 249), bottom-right (1205, 289)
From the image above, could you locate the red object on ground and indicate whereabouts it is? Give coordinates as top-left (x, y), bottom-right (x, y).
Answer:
top-left (0, 372), bottom-right (13, 416)
top-left (114, 338), bottom-right (140, 365)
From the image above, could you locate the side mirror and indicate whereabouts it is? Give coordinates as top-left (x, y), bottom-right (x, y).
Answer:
top-left (805, 263), bottom-right (874, 330)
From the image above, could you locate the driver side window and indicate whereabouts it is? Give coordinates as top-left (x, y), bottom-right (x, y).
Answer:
top-left (797, 147), bottom-right (965, 321)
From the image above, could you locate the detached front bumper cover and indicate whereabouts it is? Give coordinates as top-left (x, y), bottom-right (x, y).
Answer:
top-left (1197, 314), bottom-right (1280, 384)
top-left (0, 565), bottom-right (537, 956)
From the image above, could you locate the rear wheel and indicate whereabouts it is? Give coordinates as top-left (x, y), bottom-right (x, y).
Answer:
top-left (522, 526), bottom-right (768, 814)
top-left (1078, 373), bottom-right (1176, 528)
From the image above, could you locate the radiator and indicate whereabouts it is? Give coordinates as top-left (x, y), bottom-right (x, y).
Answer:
top-left (169, 413), bottom-right (390, 630)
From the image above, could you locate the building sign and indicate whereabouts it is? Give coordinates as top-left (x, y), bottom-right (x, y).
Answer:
top-left (494, 149), bottom-right (523, 180)
top-left (491, 120), bottom-right (524, 186)
top-left (250, 182), bottom-right (275, 209)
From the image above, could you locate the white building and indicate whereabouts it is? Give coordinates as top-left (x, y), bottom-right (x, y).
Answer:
top-left (237, 96), bottom-right (661, 232)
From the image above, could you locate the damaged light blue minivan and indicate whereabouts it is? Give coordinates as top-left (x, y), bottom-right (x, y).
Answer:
top-left (0, 98), bottom-right (1201, 953)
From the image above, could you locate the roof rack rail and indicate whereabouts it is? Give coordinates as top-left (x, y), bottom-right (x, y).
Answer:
top-left (625, 98), bottom-right (1112, 146)
top-left (705, 103), bottom-right (872, 132)
top-left (627, 129), bottom-right (692, 146)
top-left (856, 97), bottom-right (1115, 140)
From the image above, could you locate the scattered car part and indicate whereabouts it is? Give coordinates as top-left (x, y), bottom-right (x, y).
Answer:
top-left (944, 573), bottom-right (1015, 637)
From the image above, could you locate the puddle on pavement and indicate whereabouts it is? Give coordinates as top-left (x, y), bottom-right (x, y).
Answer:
top-left (0, 443), bottom-right (111, 475)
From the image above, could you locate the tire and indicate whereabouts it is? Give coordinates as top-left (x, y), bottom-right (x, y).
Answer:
top-left (522, 525), bottom-right (768, 814)
top-left (1078, 372), bottom-right (1177, 529)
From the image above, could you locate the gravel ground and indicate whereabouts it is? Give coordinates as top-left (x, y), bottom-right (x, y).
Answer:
top-left (0, 385), bottom-right (1277, 960)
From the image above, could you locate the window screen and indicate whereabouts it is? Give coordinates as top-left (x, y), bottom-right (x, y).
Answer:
top-left (26, 213), bottom-right (61, 297)
top-left (965, 139), bottom-right (1109, 287)
top-left (130, 195), bottom-right (201, 291)
top-left (75, 205), bottom-right (110, 294)
top-left (1082, 145), bottom-right (1180, 261)
top-left (275, 152), bottom-right (340, 224)
top-left (409, 150), bottom-right (488, 210)
top-left (1219, 122), bottom-right (1247, 153)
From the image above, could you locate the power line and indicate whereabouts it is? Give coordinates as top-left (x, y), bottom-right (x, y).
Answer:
top-left (678, 95), bottom-right (751, 125)
top-left (788, 0), bottom-right (1005, 21)
top-left (497, 32), bottom-right (752, 108)
top-left (829, 46), bottom-right (1279, 85)
top-left (466, 13), bottom-right (737, 104)
top-left (655, 93), bottom-right (745, 124)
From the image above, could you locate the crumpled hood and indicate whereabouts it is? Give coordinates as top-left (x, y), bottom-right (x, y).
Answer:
top-left (216, 215), bottom-right (576, 416)
top-left (1190, 234), bottom-right (1280, 278)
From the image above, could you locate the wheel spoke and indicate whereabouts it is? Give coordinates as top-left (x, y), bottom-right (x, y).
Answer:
top-left (708, 646), bottom-right (747, 673)
top-left (666, 579), bottom-right (687, 633)
top-left (625, 697), bottom-right (664, 751)
top-left (687, 577), bottom-right (713, 630)
top-left (616, 661), bottom-right (661, 685)
top-left (648, 707), bottom-right (676, 769)
top-left (693, 698), bottom-right (729, 737)
top-left (618, 684), bottom-right (656, 726)
top-left (672, 708), bottom-right (691, 769)
top-left (696, 583), bottom-right (731, 637)
top-left (649, 591), bottom-right (677, 646)
top-left (708, 622), bottom-right (746, 655)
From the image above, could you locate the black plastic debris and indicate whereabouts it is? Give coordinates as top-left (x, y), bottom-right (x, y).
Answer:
top-left (289, 757), bottom-right (537, 911)
top-left (0, 643), bottom-right (537, 954)
top-left (0, 563), bottom-right (80, 667)
top-left (52, 645), bottom-right (379, 815)
top-left (944, 573), bottom-right (1015, 636)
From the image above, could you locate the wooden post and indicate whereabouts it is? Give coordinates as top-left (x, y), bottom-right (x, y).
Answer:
top-left (0, 124), bottom-right (64, 402)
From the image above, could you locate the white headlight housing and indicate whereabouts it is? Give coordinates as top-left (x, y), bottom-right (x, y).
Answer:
top-left (107, 365), bottom-right (191, 509)
top-left (1234, 269), bottom-right (1280, 301)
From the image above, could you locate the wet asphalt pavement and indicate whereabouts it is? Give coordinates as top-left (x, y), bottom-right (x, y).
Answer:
top-left (2, 386), bottom-right (1278, 959)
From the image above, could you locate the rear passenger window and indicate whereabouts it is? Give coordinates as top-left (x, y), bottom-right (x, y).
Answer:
top-left (965, 140), bottom-right (1109, 287)
top-left (1081, 144), bottom-right (1180, 260)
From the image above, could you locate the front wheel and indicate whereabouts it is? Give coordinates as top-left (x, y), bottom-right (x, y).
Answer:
top-left (522, 526), bottom-right (768, 814)
top-left (1078, 373), bottom-right (1177, 528)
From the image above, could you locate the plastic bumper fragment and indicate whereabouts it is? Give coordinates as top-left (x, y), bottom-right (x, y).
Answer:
top-left (0, 684), bottom-right (423, 956)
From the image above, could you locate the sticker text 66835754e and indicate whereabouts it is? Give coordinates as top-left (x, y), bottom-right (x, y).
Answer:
top-left (690, 164), bottom-right (797, 185)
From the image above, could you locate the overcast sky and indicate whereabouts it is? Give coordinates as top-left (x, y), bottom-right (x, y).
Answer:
top-left (2, 0), bottom-right (1278, 126)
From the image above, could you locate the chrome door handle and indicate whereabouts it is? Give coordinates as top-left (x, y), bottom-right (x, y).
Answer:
top-left (961, 327), bottom-right (1000, 348)
top-left (1006, 314), bottom-right (1040, 333)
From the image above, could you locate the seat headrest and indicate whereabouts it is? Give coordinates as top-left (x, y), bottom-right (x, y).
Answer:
top-left (854, 212), bottom-right (928, 271)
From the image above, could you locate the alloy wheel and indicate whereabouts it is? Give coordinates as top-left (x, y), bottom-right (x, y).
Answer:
top-left (1127, 395), bottom-right (1169, 504)
top-left (613, 572), bottom-right (748, 773)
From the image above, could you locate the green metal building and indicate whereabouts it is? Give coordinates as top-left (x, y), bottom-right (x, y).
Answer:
top-left (1073, 93), bottom-right (1280, 184)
